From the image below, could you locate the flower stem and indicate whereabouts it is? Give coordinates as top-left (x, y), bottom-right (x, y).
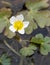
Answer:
top-left (4, 40), bottom-right (21, 57)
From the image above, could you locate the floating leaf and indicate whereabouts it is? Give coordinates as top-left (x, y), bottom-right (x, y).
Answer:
top-left (0, 54), bottom-right (11, 65)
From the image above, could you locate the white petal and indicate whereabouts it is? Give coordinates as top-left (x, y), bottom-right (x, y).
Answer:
top-left (10, 16), bottom-right (16, 24)
top-left (9, 25), bottom-right (16, 32)
top-left (18, 29), bottom-right (25, 34)
top-left (23, 21), bottom-right (29, 28)
top-left (16, 14), bottom-right (24, 21)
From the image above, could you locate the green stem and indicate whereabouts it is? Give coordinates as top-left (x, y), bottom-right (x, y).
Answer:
top-left (19, 57), bottom-right (24, 65)
top-left (4, 40), bottom-right (21, 57)
top-left (0, 59), bottom-right (2, 63)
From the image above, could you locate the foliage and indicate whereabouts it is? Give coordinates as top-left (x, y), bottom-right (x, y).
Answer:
top-left (20, 44), bottom-right (37, 56)
top-left (0, 54), bottom-right (11, 65)
top-left (17, 0), bottom-right (50, 34)
top-left (0, 0), bottom-right (50, 58)
top-left (0, 8), bottom-right (16, 38)
top-left (31, 34), bottom-right (50, 55)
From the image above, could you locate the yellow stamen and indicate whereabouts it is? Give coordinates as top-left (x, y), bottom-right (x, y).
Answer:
top-left (13, 20), bottom-right (23, 30)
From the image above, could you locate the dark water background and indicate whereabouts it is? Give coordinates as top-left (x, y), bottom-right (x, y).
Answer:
top-left (0, 0), bottom-right (50, 65)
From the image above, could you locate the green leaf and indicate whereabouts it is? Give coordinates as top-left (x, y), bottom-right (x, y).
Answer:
top-left (0, 54), bottom-right (11, 65)
top-left (25, 0), bottom-right (50, 28)
top-left (35, 34), bottom-right (44, 39)
top-left (20, 44), bottom-right (37, 56)
top-left (0, 8), bottom-right (12, 33)
top-left (29, 44), bottom-right (37, 50)
top-left (0, 8), bottom-right (15, 38)
top-left (40, 45), bottom-right (48, 55)
top-left (31, 34), bottom-right (44, 44)
top-left (33, 11), bottom-right (50, 28)
top-left (4, 22), bottom-right (16, 39)
top-left (44, 36), bottom-right (50, 44)
top-left (20, 45), bottom-right (36, 56)
top-left (17, 11), bottom-right (37, 34)
top-left (20, 47), bottom-right (34, 56)
top-left (40, 36), bottom-right (50, 55)
top-left (26, 0), bottom-right (49, 11)
top-left (25, 20), bottom-right (37, 34)
top-left (0, 8), bottom-right (12, 18)
top-left (0, 18), bottom-right (8, 33)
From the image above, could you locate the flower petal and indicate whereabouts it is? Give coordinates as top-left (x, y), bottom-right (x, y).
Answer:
top-left (10, 16), bottom-right (16, 24)
top-left (9, 25), bottom-right (16, 32)
top-left (16, 14), bottom-right (24, 21)
top-left (23, 21), bottom-right (29, 28)
top-left (18, 29), bottom-right (25, 34)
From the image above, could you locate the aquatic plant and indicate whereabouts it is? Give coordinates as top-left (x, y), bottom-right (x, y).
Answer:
top-left (0, 0), bottom-right (50, 65)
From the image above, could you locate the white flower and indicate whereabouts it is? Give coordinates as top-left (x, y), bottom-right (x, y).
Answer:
top-left (9, 14), bottom-right (29, 34)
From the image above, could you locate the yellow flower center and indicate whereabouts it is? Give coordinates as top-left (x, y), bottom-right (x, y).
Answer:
top-left (13, 20), bottom-right (23, 30)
